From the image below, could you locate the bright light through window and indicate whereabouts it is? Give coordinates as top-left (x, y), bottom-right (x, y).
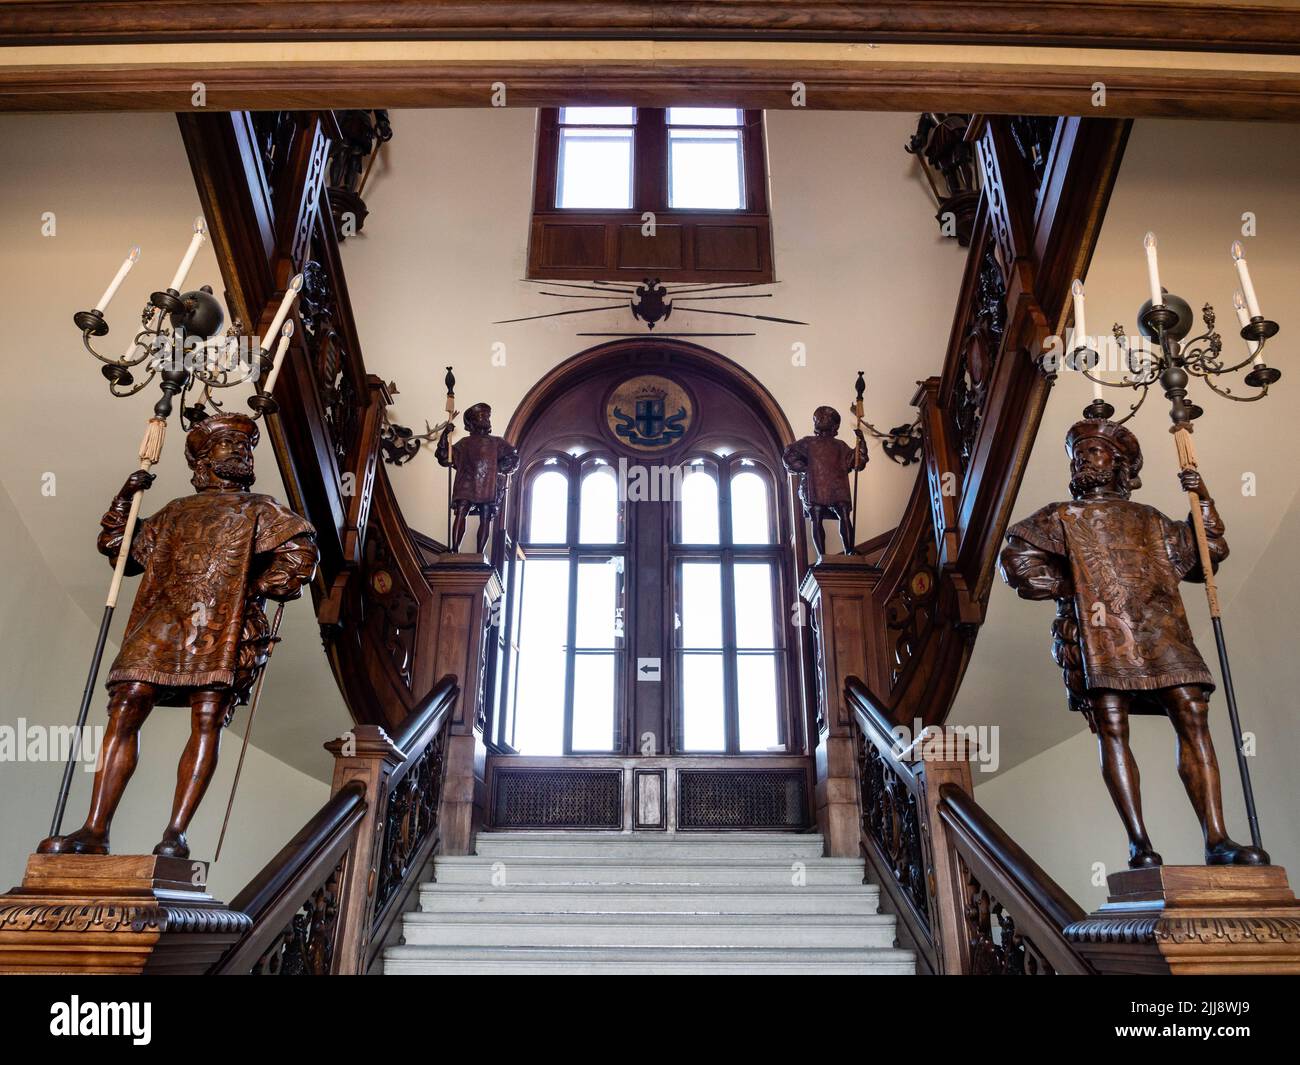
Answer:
top-left (556, 107), bottom-right (635, 209)
top-left (668, 108), bottom-right (744, 210)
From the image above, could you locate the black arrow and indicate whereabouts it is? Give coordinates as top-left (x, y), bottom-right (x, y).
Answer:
top-left (640, 663), bottom-right (660, 675)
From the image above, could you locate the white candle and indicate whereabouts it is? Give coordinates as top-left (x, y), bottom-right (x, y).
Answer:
top-left (95, 246), bottom-right (141, 313)
top-left (1233, 290), bottom-right (1262, 366)
top-left (1143, 231), bottom-right (1163, 306)
top-left (263, 273), bottom-right (304, 348)
top-left (1071, 279), bottom-right (1087, 353)
top-left (168, 217), bottom-right (207, 292)
top-left (263, 321), bottom-right (295, 395)
top-left (1231, 241), bottom-right (1262, 319)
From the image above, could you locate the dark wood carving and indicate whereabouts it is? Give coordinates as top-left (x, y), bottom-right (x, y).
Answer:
top-left (782, 405), bottom-right (869, 560)
top-left (860, 743), bottom-right (930, 928)
top-left (960, 859), bottom-right (1058, 976)
top-left (372, 717), bottom-right (449, 926)
top-left (39, 414), bottom-right (318, 861)
top-left (883, 533), bottom-right (941, 691)
top-left (1000, 419), bottom-right (1266, 869)
top-left (951, 235), bottom-right (1007, 472)
top-left (252, 860), bottom-right (343, 975)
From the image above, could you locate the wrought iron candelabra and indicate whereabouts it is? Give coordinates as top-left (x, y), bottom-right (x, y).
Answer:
top-left (1066, 232), bottom-right (1283, 855)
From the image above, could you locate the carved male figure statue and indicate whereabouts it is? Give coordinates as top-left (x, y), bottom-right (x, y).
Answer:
top-left (782, 405), bottom-right (869, 560)
top-left (435, 402), bottom-right (520, 555)
top-left (40, 413), bottom-right (319, 859)
top-left (999, 418), bottom-right (1265, 868)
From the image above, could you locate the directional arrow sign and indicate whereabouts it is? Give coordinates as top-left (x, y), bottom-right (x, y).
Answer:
top-left (636, 657), bottom-right (662, 682)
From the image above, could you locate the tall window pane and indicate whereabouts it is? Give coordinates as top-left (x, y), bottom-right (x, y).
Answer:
top-left (572, 654), bottom-right (616, 751)
top-left (732, 562), bottom-right (776, 649)
top-left (679, 468), bottom-right (720, 544)
top-left (557, 108), bottom-right (635, 209)
top-left (575, 559), bottom-right (619, 649)
top-left (737, 655), bottom-right (781, 751)
top-left (511, 559), bottom-right (570, 756)
top-left (730, 469), bottom-right (773, 544)
top-left (680, 562), bottom-right (722, 649)
top-left (528, 468), bottom-right (568, 544)
top-left (579, 466), bottom-right (620, 544)
top-left (681, 654), bottom-right (725, 751)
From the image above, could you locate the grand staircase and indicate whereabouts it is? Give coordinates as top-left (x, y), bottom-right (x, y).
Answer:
top-left (383, 831), bottom-right (915, 974)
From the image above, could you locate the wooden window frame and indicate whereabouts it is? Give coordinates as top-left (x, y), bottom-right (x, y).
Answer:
top-left (670, 453), bottom-right (790, 755)
top-left (501, 452), bottom-right (628, 756)
top-left (527, 107), bottom-right (774, 284)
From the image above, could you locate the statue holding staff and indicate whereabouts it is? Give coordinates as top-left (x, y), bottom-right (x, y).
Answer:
top-left (782, 405), bottom-right (869, 560)
top-left (1000, 418), bottom-right (1266, 869)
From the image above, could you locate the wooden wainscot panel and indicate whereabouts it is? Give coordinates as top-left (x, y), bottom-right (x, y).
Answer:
top-left (536, 220), bottom-right (607, 270)
top-left (694, 224), bottom-right (763, 272)
top-left (618, 224), bottom-right (684, 270)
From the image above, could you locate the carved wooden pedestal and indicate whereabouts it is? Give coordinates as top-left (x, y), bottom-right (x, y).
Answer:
top-left (426, 553), bottom-right (502, 856)
top-left (801, 556), bottom-right (879, 857)
top-left (0, 854), bottom-right (250, 974)
top-left (1064, 865), bottom-right (1300, 974)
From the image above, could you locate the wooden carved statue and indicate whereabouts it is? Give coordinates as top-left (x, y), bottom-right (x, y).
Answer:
top-left (999, 418), bottom-right (1266, 868)
top-left (40, 413), bottom-right (319, 859)
top-left (435, 402), bottom-right (520, 555)
top-left (782, 405), bottom-right (869, 560)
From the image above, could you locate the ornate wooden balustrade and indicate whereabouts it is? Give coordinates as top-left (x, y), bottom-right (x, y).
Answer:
top-left (213, 676), bottom-right (458, 975)
top-left (848, 677), bottom-right (1093, 975)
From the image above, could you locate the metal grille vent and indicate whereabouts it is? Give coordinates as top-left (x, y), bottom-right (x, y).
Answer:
top-left (491, 769), bottom-right (622, 829)
top-left (677, 769), bottom-right (809, 830)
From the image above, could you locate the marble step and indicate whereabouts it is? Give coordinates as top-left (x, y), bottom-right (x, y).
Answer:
top-left (418, 882), bottom-right (881, 915)
top-left (432, 854), bottom-right (867, 887)
top-left (472, 831), bottom-right (827, 861)
top-left (384, 944), bottom-right (916, 975)
top-left (400, 910), bottom-right (898, 949)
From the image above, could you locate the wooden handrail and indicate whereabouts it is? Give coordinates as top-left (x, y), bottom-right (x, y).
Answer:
top-left (847, 674), bottom-right (1093, 974)
top-left (937, 783), bottom-right (1094, 974)
top-left (389, 674), bottom-right (458, 764)
top-left (937, 784), bottom-right (1086, 933)
top-left (214, 781), bottom-right (367, 974)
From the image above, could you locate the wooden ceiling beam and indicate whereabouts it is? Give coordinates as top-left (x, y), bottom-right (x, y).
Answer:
top-left (1, 2), bottom-right (1298, 55)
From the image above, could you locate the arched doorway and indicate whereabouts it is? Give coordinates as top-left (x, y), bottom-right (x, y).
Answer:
top-left (485, 340), bottom-right (814, 832)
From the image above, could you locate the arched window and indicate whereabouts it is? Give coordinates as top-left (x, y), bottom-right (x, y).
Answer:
top-left (500, 454), bottom-right (626, 756)
top-left (492, 340), bottom-right (805, 761)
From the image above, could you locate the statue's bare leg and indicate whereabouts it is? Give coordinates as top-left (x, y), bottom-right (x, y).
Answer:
top-left (808, 507), bottom-right (828, 559)
top-left (474, 506), bottom-right (495, 555)
top-left (39, 681), bottom-right (156, 855)
top-left (1092, 692), bottom-right (1162, 868)
top-left (450, 505), bottom-right (468, 553)
top-left (835, 504), bottom-right (855, 555)
top-left (1160, 684), bottom-right (1268, 866)
top-left (154, 689), bottom-right (231, 859)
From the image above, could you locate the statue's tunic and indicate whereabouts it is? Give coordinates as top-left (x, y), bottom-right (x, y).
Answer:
top-left (1006, 499), bottom-right (1220, 706)
top-left (101, 492), bottom-right (314, 703)
top-left (783, 436), bottom-right (857, 507)
top-left (450, 436), bottom-right (516, 506)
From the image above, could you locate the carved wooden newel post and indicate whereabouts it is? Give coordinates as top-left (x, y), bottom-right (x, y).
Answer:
top-left (426, 557), bottom-right (502, 855)
top-left (800, 561), bottom-right (879, 857)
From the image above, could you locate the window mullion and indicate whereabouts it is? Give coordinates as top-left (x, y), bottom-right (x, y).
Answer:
top-left (636, 107), bottom-right (667, 212)
top-left (562, 466), bottom-right (581, 755)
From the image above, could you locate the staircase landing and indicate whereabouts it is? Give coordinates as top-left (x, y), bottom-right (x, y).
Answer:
top-left (384, 831), bottom-right (915, 974)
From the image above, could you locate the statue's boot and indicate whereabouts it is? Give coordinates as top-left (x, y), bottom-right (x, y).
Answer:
top-left (37, 827), bottom-right (109, 855)
top-left (152, 830), bottom-right (190, 860)
top-left (1206, 839), bottom-right (1269, 866)
top-left (1127, 843), bottom-right (1163, 869)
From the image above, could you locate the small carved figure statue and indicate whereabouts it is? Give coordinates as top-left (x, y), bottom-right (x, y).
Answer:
top-left (435, 402), bottom-right (520, 555)
top-left (782, 405), bottom-right (869, 560)
top-left (999, 418), bottom-right (1266, 869)
top-left (40, 413), bottom-right (319, 859)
